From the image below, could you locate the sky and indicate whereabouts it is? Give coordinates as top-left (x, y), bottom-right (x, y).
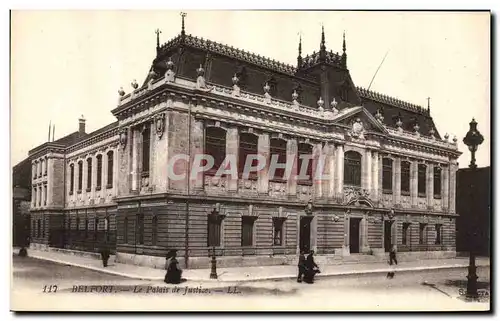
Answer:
top-left (10, 10), bottom-right (490, 168)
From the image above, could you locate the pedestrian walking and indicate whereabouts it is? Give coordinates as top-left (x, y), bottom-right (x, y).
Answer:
top-left (303, 250), bottom-right (321, 284)
top-left (164, 249), bottom-right (183, 284)
top-left (297, 251), bottom-right (306, 283)
top-left (386, 244), bottom-right (397, 279)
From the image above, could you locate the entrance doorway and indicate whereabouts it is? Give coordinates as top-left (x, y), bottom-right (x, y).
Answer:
top-left (349, 218), bottom-right (361, 253)
top-left (384, 220), bottom-right (393, 252)
top-left (299, 217), bottom-right (312, 253)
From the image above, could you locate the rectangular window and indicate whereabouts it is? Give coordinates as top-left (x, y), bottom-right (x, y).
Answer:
top-left (123, 217), bottom-right (128, 244)
top-left (402, 223), bottom-right (410, 245)
top-left (401, 161), bottom-right (410, 195)
top-left (434, 167), bottom-right (442, 198)
top-left (273, 218), bottom-right (284, 246)
top-left (418, 164), bottom-right (427, 197)
top-left (382, 158), bottom-right (393, 193)
top-left (96, 155), bottom-right (102, 190)
top-left (207, 215), bottom-right (222, 247)
top-left (419, 223), bottom-right (427, 245)
top-left (142, 124), bottom-right (151, 175)
top-left (136, 213), bottom-right (144, 245)
top-left (33, 187), bottom-right (37, 207)
top-left (43, 184), bottom-right (47, 206)
top-left (241, 216), bottom-right (255, 247)
top-left (151, 216), bottom-right (158, 246)
top-left (435, 224), bottom-right (442, 245)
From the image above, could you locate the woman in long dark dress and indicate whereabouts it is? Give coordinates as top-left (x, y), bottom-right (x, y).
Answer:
top-left (303, 250), bottom-right (320, 284)
top-left (164, 250), bottom-right (182, 284)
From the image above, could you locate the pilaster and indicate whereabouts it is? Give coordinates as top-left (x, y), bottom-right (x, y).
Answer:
top-left (312, 142), bottom-right (323, 199)
top-left (394, 157), bottom-right (401, 206)
top-left (449, 162), bottom-right (457, 213)
top-left (442, 165), bottom-right (450, 212)
top-left (371, 151), bottom-right (379, 203)
top-left (335, 144), bottom-right (344, 201)
top-left (192, 119), bottom-right (205, 191)
top-left (226, 127), bottom-right (239, 193)
top-left (286, 138), bottom-right (298, 197)
top-left (426, 163), bottom-right (434, 210)
top-left (410, 160), bottom-right (418, 208)
top-left (257, 133), bottom-right (270, 195)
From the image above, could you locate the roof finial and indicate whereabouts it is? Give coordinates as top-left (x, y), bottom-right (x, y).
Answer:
top-left (297, 32), bottom-right (303, 68)
top-left (180, 12), bottom-right (187, 37)
top-left (343, 30), bottom-right (346, 53)
top-left (427, 97), bottom-right (431, 112)
top-left (155, 28), bottom-right (161, 49)
top-left (320, 24), bottom-right (326, 51)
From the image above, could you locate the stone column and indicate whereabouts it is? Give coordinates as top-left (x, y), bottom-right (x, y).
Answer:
top-left (449, 162), bottom-right (457, 213)
top-left (322, 143), bottom-right (335, 200)
top-left (102, 152), bottom-right (108, 193)
top-left (47, 158), bottom-right (53, 206)
top-left (286, 138), bottom-right (298, 197)
top-left (75, 160), bottom-right (81, 193)
top-left (371, 151), bottom-right (379, 203)
top-left (191, 119), bottom-right (204, 192)
top-left (226, 127), bottom-right (239, 193)
top-left (131, 129), bottom-right (139, 191)
top-left (442, 165), bottom-right (449, 212)
top-left (364, 149), bottom-right (372, 194)
top-left (360, 215), bottom-right (370, 253)
top-left (335, 144), bottom-right (344, 201)
top-left (394, 157), bottom-right (401, 206)
top-left (427, 163), bottom-right (434, 210)
top-left (410, 160), bottom-right (418, 208)
top-left (312, 143), bottom-right (323, 199)
top-left (257, 133), bottom-right (270, 195)
top-left (342, 214), bottom-right (350, 255)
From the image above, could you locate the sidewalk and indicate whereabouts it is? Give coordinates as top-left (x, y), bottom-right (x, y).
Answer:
top-left (16, 248), bottom-right (490, 283)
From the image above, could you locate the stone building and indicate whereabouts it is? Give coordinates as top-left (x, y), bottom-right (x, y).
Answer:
top-left (28, 18), bottom-right (461, 269)
top-left (13, 157), bottom-right (31, 247)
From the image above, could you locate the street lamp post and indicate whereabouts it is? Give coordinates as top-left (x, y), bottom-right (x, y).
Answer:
top-left (462, 118), bottom-right (484, 300)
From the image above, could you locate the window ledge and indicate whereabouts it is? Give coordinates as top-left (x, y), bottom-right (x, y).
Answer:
top-left (96, 186), bottom-right (101, 191)
top-left (433, 195), bottom-right (442, 199)
top-left (69, 191), bottom-right (74, 195)
top-left (141, 171), bottom-right (149, 178)
top-left (106, 184), bottom-right (113, 189)
top-left (418, 192), bottom-right (426, 198)
top-left (297, 181), bottom-right (313, 186)
top-left (77, 190), bottom-right (82, 194)
top-left (382, 189), bottom-right (393, 195)
top-left (86, 188), bottom-right (92, 192)
top-left (401, 191), bottom-right (410, 196)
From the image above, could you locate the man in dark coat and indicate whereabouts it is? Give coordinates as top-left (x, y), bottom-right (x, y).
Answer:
top-left (297, 251), bottom-right (306, 283)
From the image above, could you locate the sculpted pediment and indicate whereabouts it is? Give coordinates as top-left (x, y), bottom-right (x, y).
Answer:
top-left (332, 106), bottom-right (389, 137)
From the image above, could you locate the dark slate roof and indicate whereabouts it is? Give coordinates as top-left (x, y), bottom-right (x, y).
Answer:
top-left (52, 131), bottom-right (88, 146)
top-left (13, 157), bottom-right (31, 189)
top-left (147, 32), bottom-right (441, 139)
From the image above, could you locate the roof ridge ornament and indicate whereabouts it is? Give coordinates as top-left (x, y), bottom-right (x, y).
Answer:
top-left (180, 12), bottom-right (187, 38)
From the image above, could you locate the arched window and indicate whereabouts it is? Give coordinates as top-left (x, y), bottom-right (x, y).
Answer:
top-left (297, 143), bottom-right (313, 185)
top-left (238, 133), bottom-right (258, 179)
top-left (269, 138), bottom-right (287, 181)
top-left (77, 161), bottom-right (83, 192)
top-left (382, 158), bottom-right (393, 193)
top-left (107, 151), bottom-right (114, 188)
top-left (86, 158), bottom-right (92, 191)
top-left (434, 167), bottom-right (442, 198)
top-left (151, 216), bottom-right (158, 246)
top-left (344, 151), bottom-right (362, 187)
top-left (401, 161), bottom-right (411, 195)
top-left (96, 155), bottom-right (102, 190)
top-left (418, 164), bottom-right (427, 196)
top-left (205, 127), bottom-right (226, 175)
top-left (69, 164), bottom-right (75, 194)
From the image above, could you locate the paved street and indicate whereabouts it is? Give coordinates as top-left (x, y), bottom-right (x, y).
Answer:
top-left (11, 255), bottom-right (490, 311)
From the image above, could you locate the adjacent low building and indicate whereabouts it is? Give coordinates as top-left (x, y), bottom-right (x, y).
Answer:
top-left (27, 18), bottom-right (461, 269)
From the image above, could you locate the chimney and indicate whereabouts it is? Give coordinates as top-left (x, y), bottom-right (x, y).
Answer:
top-left (79, 115), bottom-right (86, 134)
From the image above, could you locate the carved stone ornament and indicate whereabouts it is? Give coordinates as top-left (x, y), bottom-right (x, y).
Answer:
top-left (232, 74), bottom-right (240, 96)
top-left (165, 57), bottom-right (176, 82)
top-left (305, 199), bottom-right (314, 215)
top-left (444, 133), bottom-right (449, 142)
top-left (429, 127), bottom-right (436, 139)
top-left (344, 186), bottom-right (371, 205)
top-left (396, 118), bottom-right (403, 133)
top-left (347, 118), bottom-right (365, 139)
top-left (331, 98), bottom-right (339, 114)
top-left (375, 108), bottom-right (384, 122)
top-left (118, 87), bottom-right (125, 97)
top-left (317, 97), bottom-right (325, 111)
top-left (155, 113), bottom-right (165, 139)
top-left (131, 79), bottom-right (138, 90)
top-left (119, 129), bottom-right (128, 149)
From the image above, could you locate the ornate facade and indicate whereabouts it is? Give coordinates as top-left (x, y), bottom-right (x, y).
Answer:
top-left (28, 19), bottom-right (461, 269)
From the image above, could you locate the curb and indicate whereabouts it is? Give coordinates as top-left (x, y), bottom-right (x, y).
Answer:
top-left (20, 252), bottom-right (489, 283)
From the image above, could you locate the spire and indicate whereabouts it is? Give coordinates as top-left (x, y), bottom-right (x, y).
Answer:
top-left (427, 97), bottom-right (431, 113)
top-left (297, 33), bottom-right (303, 68)
top-left (341, 30), bottom-right (347, 68)
top-left (180, 12), bottom-right (187, 37)
top-left (47, 120), bottom-right (51, 142)
top-left (155, 28), bottom-right (162, 51)
top-left (52, 124), bottom-right (55, 142)
top-left (319, 24), bottom-right (326, 61)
